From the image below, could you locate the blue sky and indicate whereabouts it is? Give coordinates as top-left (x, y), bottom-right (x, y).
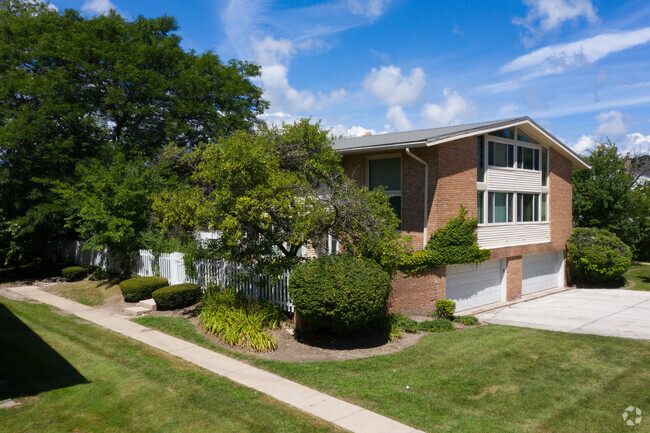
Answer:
top-left (50, 0), bottom-right (650, 154)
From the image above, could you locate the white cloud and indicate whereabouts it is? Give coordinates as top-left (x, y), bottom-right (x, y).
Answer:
top-left (498, 104), bottom-right (524, 118)
top-left (329, 124), bottom-right (376, 137)
top-left (514, 0), bottom-right (598, 41)
top-left (452, 24), bottom-right (464, 37)
top-left (252, 36), bottom-right (346, 113)
top-left (385, 106), bottom-right (412, 131)
top-left (501, 27), bottom-right (650, 77)
top-left (595, 110), bottom-right (627, 137)
top-left (571, 134), bottom-right (596, 154)
top-left (81, 0), bottom-right (116, 15)
top-left (420, 88), bottom-right (475, 128)
top-left (363, 65), bottom-right (426, 106)
top-left (347, 0), bottom-right (390, 19)
top-left (626, 132), bottom-right (650, 147)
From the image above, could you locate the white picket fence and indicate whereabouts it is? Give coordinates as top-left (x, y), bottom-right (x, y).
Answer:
top-left (68, 243), bottom-right (294, 312)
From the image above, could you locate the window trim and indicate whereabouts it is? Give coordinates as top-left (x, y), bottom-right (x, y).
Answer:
top-left (366, 154), bottom-right (402, 231)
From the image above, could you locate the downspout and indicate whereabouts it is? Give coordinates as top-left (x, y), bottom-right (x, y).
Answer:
top-left (405, 148), bottom-right (428, 249)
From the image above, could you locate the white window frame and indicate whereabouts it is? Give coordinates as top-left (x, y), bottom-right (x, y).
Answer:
top-left (366, 154), bottom-right (402, 230)
top-left (487, 139), bottom-right (515, 170)
top-left (480, 191), bottom-right (551, 226)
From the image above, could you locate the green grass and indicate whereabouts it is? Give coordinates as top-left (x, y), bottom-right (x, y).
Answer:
top-left (135, 316), bottom-right (650, 433)
top-left (625, 263), bottom-right (650, 291)
top-left (0, 299), bottom-right (341, 433)
top-left (47, 279), bottom-right (122, 306)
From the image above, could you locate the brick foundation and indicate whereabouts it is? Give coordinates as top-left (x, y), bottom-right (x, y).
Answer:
top-left (506, 256), bottom-right (522, 300)
top-left (388, 268), bottom-right (446, 316)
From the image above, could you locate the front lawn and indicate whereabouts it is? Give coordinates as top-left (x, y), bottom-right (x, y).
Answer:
top-left (625, 263), bottom-right (650, 291)
top-left (135, 316), bottom-right (650, 433)
top-left (0, 299), bottom-right (341, 433)
top-left (47, 279), bottom-right (122, 306)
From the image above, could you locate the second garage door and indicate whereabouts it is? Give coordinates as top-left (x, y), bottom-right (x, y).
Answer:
top-left (446, 259), bottom-right (504, 312)
top-left (522, 251), bottom-right (562, 295)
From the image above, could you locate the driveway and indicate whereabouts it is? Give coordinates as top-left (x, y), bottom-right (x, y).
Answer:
top-left (478, 289), bottom-right (650, 341)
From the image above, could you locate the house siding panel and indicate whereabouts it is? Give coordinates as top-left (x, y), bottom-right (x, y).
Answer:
top-left (478, 223), bottom-right (550, 249)
top-left (487, 168), bottom-right (542, 192)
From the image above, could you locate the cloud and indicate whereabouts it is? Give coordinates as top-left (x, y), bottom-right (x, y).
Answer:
top-left (363, 65), bottom-right (426, 106)
top-left (514, 0), bottom-right (598, 42)
top-left (571, 134), bottom-right (596, 154)
top-left (421, 88), bottom-right (475, 128)
top-left (595, 110), bottom-right (627, 137)
top-left (81, 0), bottom-right (116, 15)
top-left (452, 24), bottom-right (464, 37)
top-left (385, 106), bottom-right (412, 131)
top-left (329, 124), bottom-right (376, 137)
top-left (501, 27), bottom-right (650, 77)
top-left (251, 36), bottom-right (346, 113)
top-left (347, 0), bottom-right (391, 19)
top-left (369, 48), bottom-right (391, 64)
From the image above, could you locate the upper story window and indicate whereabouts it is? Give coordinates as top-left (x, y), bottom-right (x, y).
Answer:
top-left (368, 156), bottom-right (401, 229)
top-left (490, 127), bottom-right (515, 139)
top-left (517, 146), bottom-right (540, 171)
top-left (488, 141), bottom-right (514, 168)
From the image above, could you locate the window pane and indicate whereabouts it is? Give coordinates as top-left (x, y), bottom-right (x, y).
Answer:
top-left (491, 127), bottom-right (515, 139)
top-left (534, 149), bottom-right (539, 171)
top-left (494, 193), bottom-right (507, 223)
top-left (488, 192), bottom-right (494, 223)
top-left (494, 142), bottom-right (508, 166)
top-left (477, 137), bottom-right (485, 182)
top-left (542, 147), bottom-right (548, 186)
top-left (477, 191), bottom-right (484, 224)
top-left (523, 147), bottom-right (534, 170)
top-left (517, 146), bottom-right (523, 169)
top-left (488, 141), bottom-right (494, 166)
top-left (517, 129), bottom-right (539, 143)
top-left (369, 158), bottom-right (401, 191)
top-left (508, 193), bottom-right (513, 222)
top-left (508, 145), bottom-right (514, 167)
top-left (519, 194), bottom-right (535, 221)
top-left (541, 194), bottom-right (547, 221)
top-left (389, 195), bottom-right (401, 230)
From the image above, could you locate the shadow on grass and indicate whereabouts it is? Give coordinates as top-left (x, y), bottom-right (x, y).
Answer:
top-left (0, 303), bottom-right (88, 400)
top-left (0, 261), bottom-right (63, 284)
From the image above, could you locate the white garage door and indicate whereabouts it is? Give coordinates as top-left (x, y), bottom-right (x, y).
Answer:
top-left (522, 251), bottom-right (562, 295)
top-left (446, 259), bottom-right (503, 312)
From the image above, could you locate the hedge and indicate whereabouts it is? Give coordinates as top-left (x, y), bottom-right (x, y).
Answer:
top-left (152, 283), bottom-right (202, 310)
top-left (289, 254), bottom-right (392, 334)
top-left (119, 276), bottom-right (169, 302)
top-left (62, 266), bottom-right (94, 281)
top-left (567, 227), bottom-right (632, 285)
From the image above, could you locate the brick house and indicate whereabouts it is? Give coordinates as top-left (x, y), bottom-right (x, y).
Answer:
top-left (331, 117), bottom-right (590, 315)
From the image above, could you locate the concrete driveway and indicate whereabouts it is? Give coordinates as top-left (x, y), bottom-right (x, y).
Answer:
top-left (478, 289), bottom-right (650, 341)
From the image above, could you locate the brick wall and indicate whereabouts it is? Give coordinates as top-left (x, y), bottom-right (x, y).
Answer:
top-left (388, 268), bottom-right (445, 316)
top-left (506, 256), bottom-right (522, 300)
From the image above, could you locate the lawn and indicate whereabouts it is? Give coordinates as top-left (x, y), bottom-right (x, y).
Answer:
top-left (0, 299), bottom-right (342, 433)
top-left (47, 279), bottom-right (122, 306)
top-left (134, 316), bottom-right (650, 433)
top-left (625, 263), bottom-right (650, 291)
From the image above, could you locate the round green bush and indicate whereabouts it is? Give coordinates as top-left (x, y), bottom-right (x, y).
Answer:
top-left (62, 266), bottom-right (94, 281)
top-left (152, 283), bottom-right (202, 310)
top-left (119, 276), bottom-right (169, 302)
top-left (289, 254), bottom-right (392, 334)
top-left (567, 227), bottom-right (632, 285)
top-left (435, 299), bottom-right (456, 320)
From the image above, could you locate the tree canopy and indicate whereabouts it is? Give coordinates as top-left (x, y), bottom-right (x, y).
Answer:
top-left (0, 1), bottom-right (267, 265)
top-left (153, 119), bottom-right (407, 274)
top-left (573, 140), bottom-right (649, 259)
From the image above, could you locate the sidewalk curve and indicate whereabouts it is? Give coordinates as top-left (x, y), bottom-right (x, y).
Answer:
top-left (4, 286), bottom-right (424, 433)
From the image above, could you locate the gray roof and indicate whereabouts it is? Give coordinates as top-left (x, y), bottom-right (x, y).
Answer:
top-left (332, 117), bottom-right (526, 153)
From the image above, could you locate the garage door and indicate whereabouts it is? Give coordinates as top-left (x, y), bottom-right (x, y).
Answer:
top-left (446, 259), bottom-right (503, 312)
top-left (522, 251), bottom-right (562, 295)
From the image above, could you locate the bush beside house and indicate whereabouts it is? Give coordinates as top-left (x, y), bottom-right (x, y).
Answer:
top-left (152, 283), bottom-right (202, 310)
top-left (289, 254), bottom-right (392, 334)
top-left (567, 227), bottom-right (632, 285)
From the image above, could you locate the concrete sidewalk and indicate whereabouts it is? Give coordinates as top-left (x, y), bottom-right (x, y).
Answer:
top-left (4, 286), bottom-right (423, 433)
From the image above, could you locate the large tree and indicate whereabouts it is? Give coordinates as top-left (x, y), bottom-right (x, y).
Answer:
top-left (153, 120), bottom-right (408, 274)
top-left (573, 140), bottom-right (649, 258)
top-left (0, 1), bottom-right (267, 265)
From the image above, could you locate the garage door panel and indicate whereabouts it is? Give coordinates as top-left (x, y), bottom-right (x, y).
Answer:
top-left (522, 252), bottom-right (561, 295)
top-left (447, 260), bottom-right (502, 311)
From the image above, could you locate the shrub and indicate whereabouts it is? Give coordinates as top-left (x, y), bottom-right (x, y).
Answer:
top-left (567, 227), bottom-right (632, 285)
top-left (198, 285), bottom-right (285, 352)
top-left (385, 313), bottom-right (419, 340)
top-left (454, 315), bottom-right (479, 326)
top-left (152, 283), bottom-right (202, 310)
top-left (88, 267), bottom-right (109, 281)
top-left (119, 276), bottom-right (169, 302)
top-left (289, 254), bottom-right (392, 334)
top-left (417, 318), bottom-right (455, 333)
top-left (435, 299), bottom-right (456, 320)
top-left (62, 266), bottom-right (93, 281)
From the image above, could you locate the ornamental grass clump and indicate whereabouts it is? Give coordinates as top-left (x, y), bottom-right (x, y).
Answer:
top-left (198, 285), bottom-right (285, 352)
